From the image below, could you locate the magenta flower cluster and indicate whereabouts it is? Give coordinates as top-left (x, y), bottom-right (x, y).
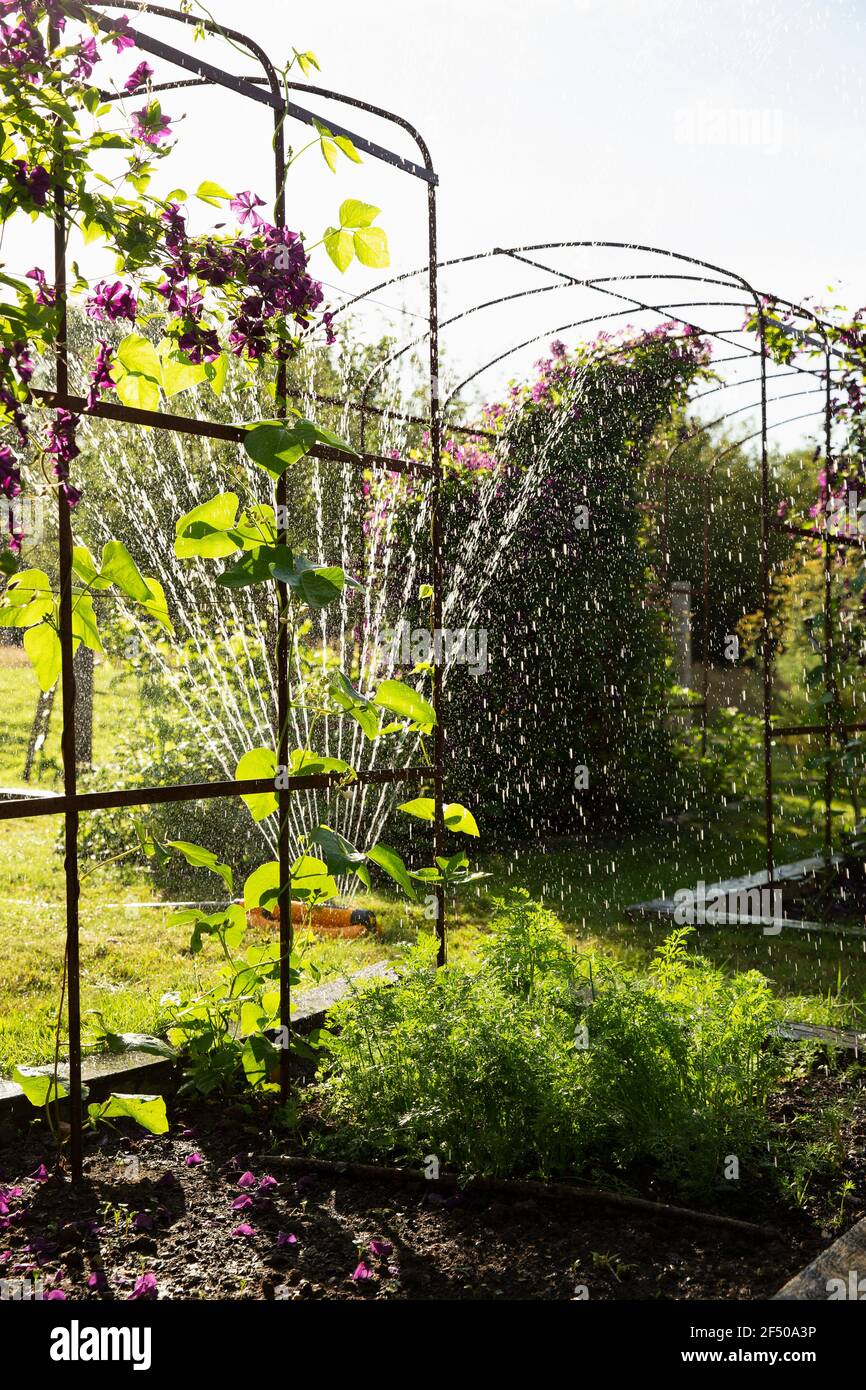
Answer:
top-left (154, 196), bottom-right (329, 364)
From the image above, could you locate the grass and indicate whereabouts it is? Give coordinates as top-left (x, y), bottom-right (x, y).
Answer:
top-left (1, 651), bottom-right (865, 1077)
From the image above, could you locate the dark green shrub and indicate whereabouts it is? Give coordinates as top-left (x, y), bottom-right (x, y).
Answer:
top-left (384, 329), bottom-right (713, 842)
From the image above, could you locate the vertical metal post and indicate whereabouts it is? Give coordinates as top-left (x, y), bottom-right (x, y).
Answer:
top-left (823, 346), bottom-right (834, 860)
top-left (50, 17), bottom-right (83, 1182)
top-left (428, 181), bottom-right (446, 966)
top-left (758, 307), bottom-right (774, 885)
top-left (272, 108), bottom-right (292, 1103)
top-left (700, 475), bottom-right (711, 756)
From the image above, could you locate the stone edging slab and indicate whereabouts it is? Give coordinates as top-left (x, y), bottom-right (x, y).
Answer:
top-left (0, 958), bottom-right (396, 1120)
top-left (775, 1216), bottom-right (866, 1299)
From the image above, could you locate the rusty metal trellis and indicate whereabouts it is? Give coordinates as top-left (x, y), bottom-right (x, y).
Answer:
top-left (5, 7), bottom-right (862, 1187)
top-left (0, 1), bottom-right (444, 1183)
top-left (330, 242), bottom-right (864, 901)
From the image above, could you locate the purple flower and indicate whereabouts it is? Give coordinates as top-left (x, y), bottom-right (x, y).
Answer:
top-left (230, 190), bottom-right (266, 228)
top-left (129, 1272), bottom-right (157, 1300)
top-left (29, 1163), bottom-right (49, 1184)
top-left (25, 266), bottom-right (54, 306)
top-left (132, 1211), bottom-right (154, 1231)
top-left (85, 280), bottom-right (137, 324)
top-left (85, 339), bottom-right (114, 411)
top-left (258, 1175), bottom-right (278, 1191)
top-left (185, 1152), bottom-right (203, 1167)
top-left (124, 60), bottom-right (153, 93)
top-left (231, 1195), bottom-right (253, 1212)
top-left (177, 322), bottom-right (220, 364)
top-left (45, 1289), bottom-right (66, 1300)
top-left (44, 409), bottom-right (79, 468)
top-left (87, 1270), bottom-right (108, 1291)
top-left (369, 1239), bottom-right (393, 1257)
top-left (13, 160), bottom-right (50, 208)
top-left (110, 16), bottom-right (136, 52)
top-left (231, 1223), bottom-right (255, 1238)
top-left (161, 201), bottom-right (187, 256)
top-left (277, 1232), bottom-right (297, 1247)
top-left (0, 446), bottom-right (21, 502)
top-left (237, 1171), bottom-right (256, 1190)
top-left (71, 35), bottom-right (98, 81)
top-left (131, 103), bottom-right (173, 146)
top-left (351, 1261), bottom-right (372, 1281)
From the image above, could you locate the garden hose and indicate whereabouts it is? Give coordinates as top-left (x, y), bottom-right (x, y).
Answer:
top-left (246, 901), bottom-right (377, 939)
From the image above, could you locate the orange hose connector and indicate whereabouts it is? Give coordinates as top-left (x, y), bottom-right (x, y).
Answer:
top-left (246, 900), bottom-right (377, 939)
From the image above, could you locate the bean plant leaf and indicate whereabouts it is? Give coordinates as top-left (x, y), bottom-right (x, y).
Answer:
top-left (243, 419), bottom-right (359, 477)
top-left (140, 577), bottom-right (173, 633)
top-left (24, 621), bottom-right (62, 691)
top-left (165, 840), bottom-right (233, 893)
top-left (111, 332), bottom-right (162, 410)
top-left (323, 226), bottom-right (354, 273)
top-left (0, 568), bottom-right (54, 627)
top-left (334, 135), bottom-right (361, 162)
top-left (159, 344), bottom-right (209, 398)
top-left (71, 594), bottom-right (104, 654)
top-left (307, 824), bottom-right (366, 876)
top-left (339, 199), bottom-right (380, 229)
top-left (443, 803), bottom-right (479, 836)
top-left (88, 1093), bottom-right (169, 1134)
top-left (195, 179), bottom-right (231, 206)
top-left (330, 670), bottom-right (380, 739)
top-left (353, 226), bottom-right (389, 269)
top-left (287, 749), bottom-right (354, 778)
top-left (244, 860), bottom-right (281, 911)
top-left (235, 746), bottom-right (278, 821)
top-left (98, 540), bottom-right (151, 602)
top-left (374, 679), bottom-right (436, 731)
top-left (13, 1066), bottom-right (68, 1107)
top-left (217, 546), bottom-right (286, 589)
top-left (174, 493), bottom-right (240, 558)
top-left (397, 797), bottom-right (480, 836)
top-left (291, 855), bottom-right (338, 903)
top-left (366, 843), bottom-right (416, 900)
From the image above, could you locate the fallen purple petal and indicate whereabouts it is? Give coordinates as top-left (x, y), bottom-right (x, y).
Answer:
top-left (129, 1272), bottom-right (157, 1300)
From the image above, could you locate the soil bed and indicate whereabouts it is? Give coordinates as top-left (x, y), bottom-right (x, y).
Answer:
top-left (0, 1064), bottom-right (863, 1301)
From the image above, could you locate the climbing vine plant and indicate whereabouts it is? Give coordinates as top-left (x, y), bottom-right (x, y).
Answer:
top-left (0, 2), bottom-right (480, 1108)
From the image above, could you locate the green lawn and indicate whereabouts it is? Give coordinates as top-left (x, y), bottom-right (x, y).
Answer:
top-left (1, 652), bottom-right (864, 1077)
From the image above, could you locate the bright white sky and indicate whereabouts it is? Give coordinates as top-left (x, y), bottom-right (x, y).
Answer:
top-left (7, 0), bottom-right (865, 431)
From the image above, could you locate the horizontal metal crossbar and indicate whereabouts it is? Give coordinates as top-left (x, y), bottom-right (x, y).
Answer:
top-left (30, 389), bottom-right (433, 478)
top-left (0, 766), bottom-right (435, 821)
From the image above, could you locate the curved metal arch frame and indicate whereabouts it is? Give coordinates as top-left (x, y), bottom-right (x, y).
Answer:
top-left (2, 1), bottom-right (446, 1180)
top-left (4, 6), bottom-right (861, 1183)
top-left (335, 240), bottom-right (863, 916)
